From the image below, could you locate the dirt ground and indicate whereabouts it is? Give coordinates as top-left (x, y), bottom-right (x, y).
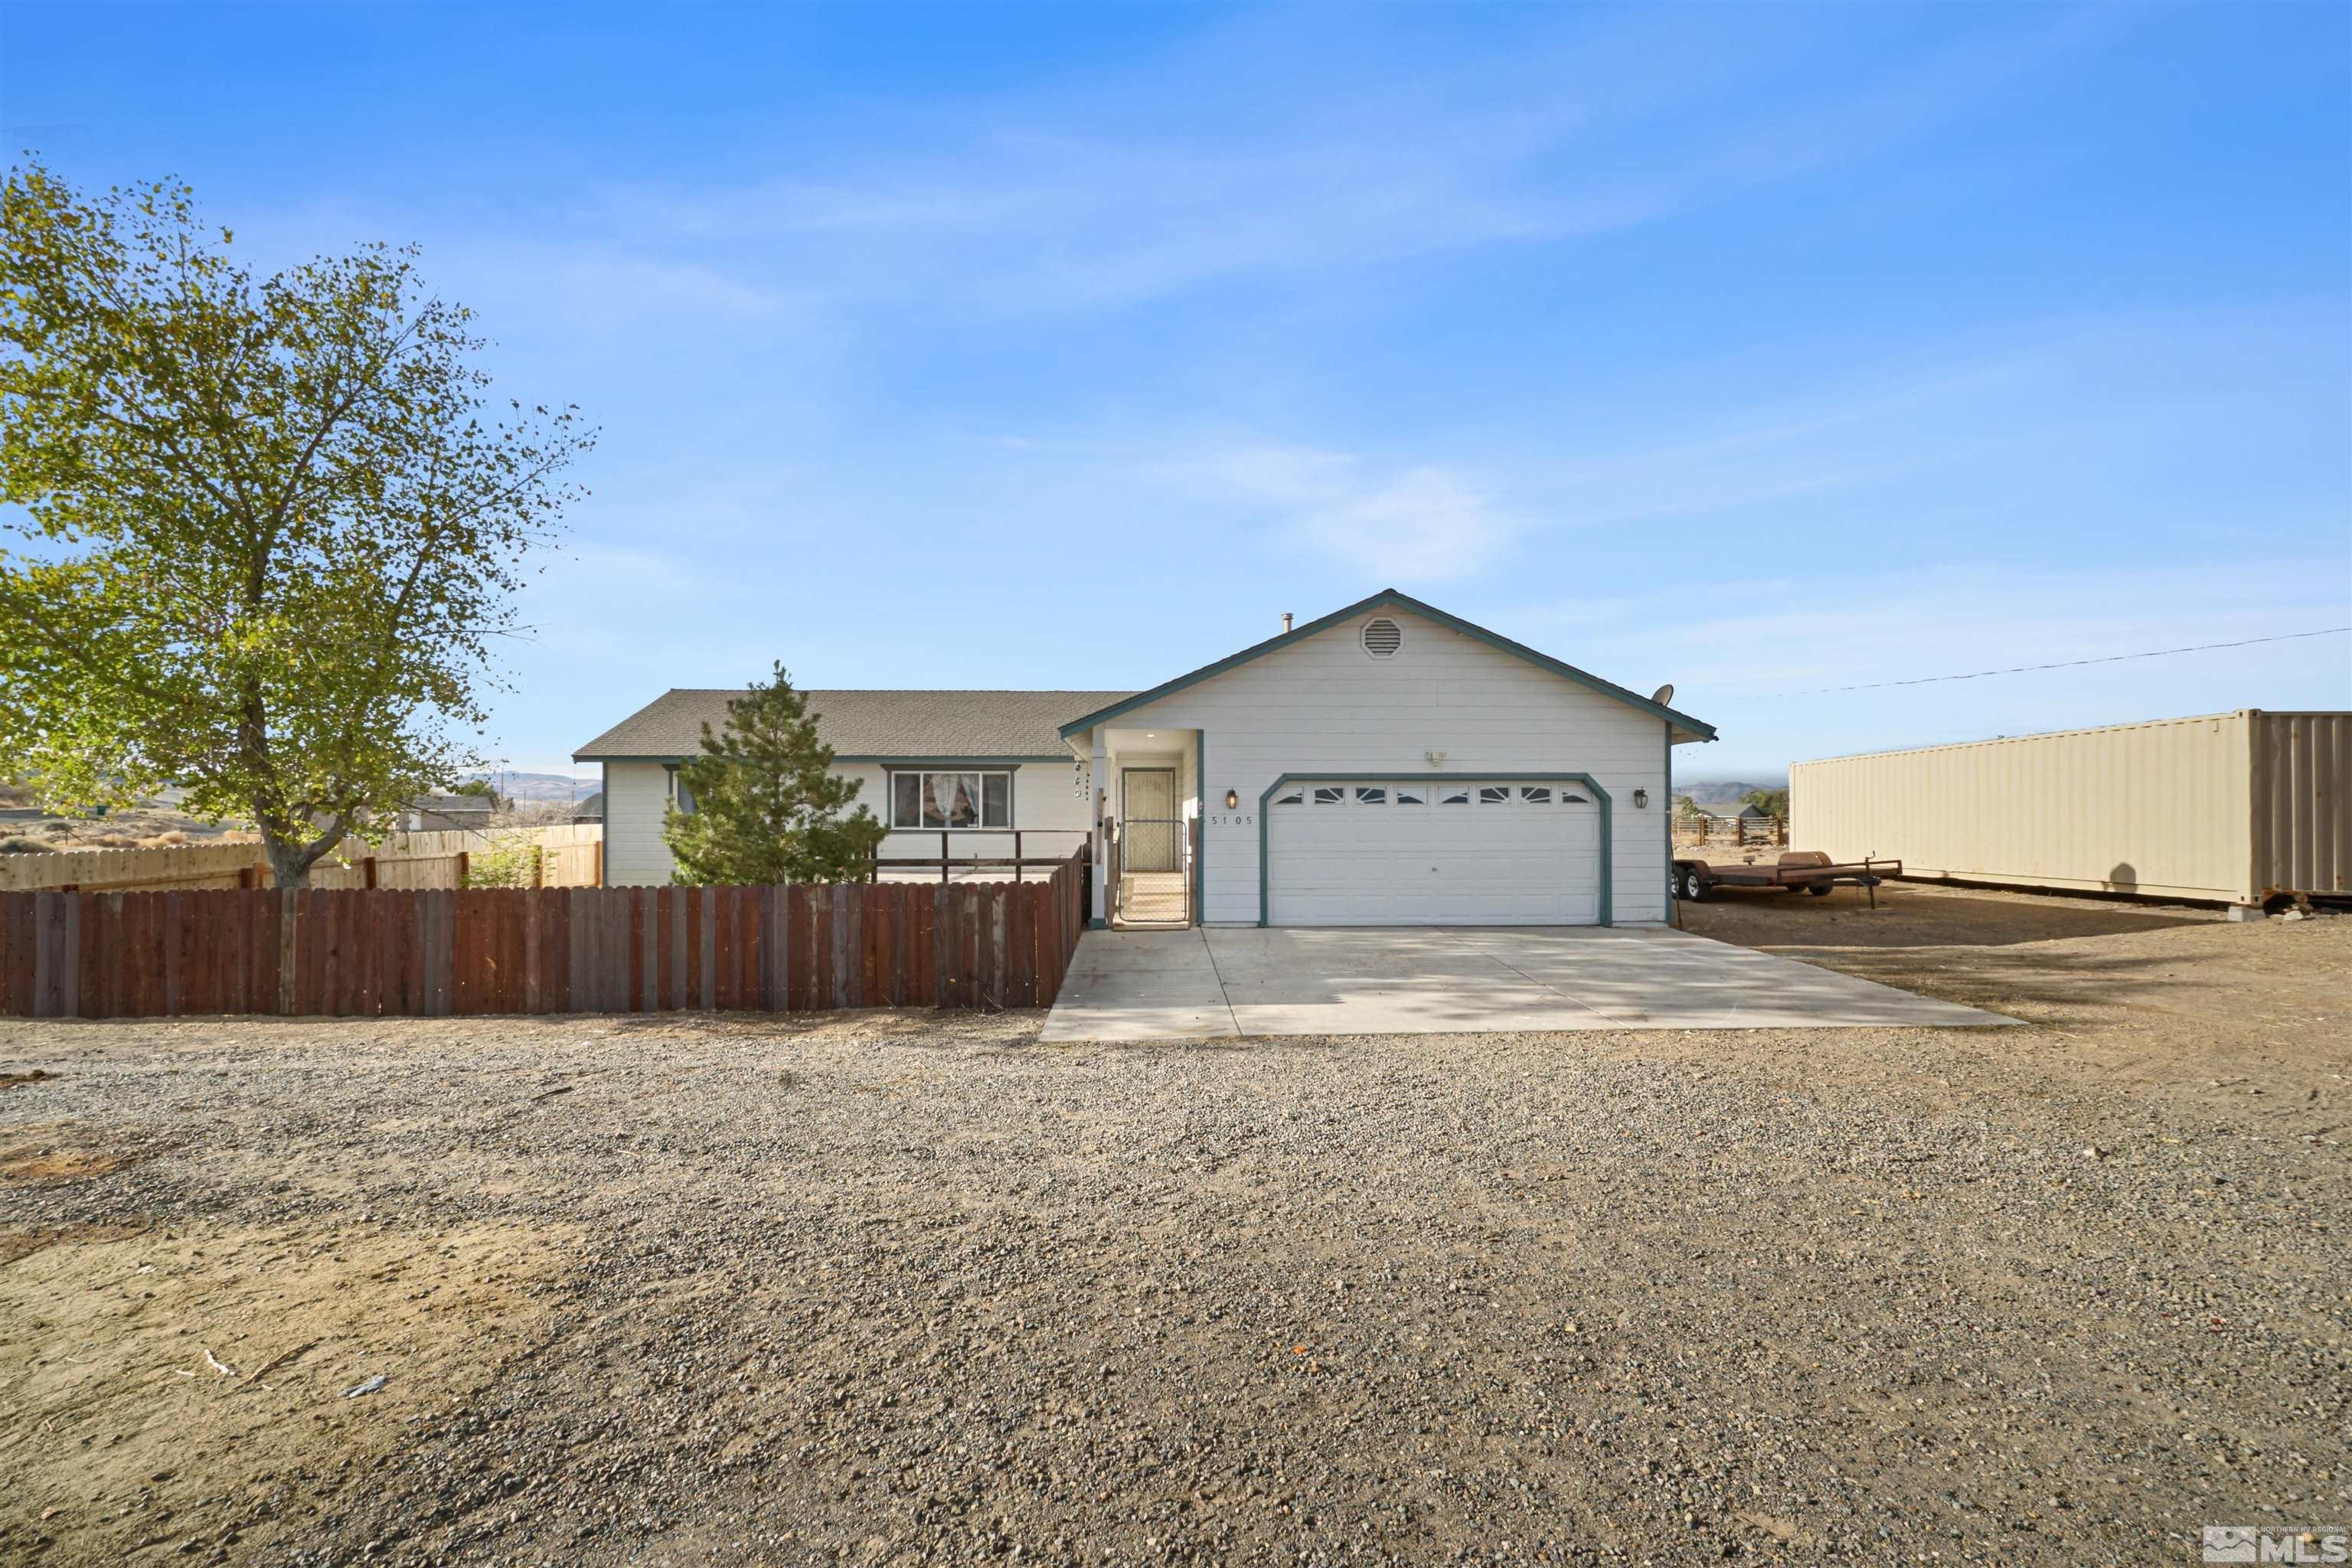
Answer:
top-left (1675, 879), bottom-right (2345, 1107)
top-left (1, 883), bottom-right (2344, 1566)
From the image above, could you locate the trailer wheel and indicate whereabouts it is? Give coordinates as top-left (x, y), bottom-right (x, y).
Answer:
top-left (1680, 867), bottom-right (1710, 902)
top-left (1805, 882), bottom-right (1833, 897)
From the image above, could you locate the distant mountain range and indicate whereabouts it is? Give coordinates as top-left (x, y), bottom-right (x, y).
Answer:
top-left (464, 770), bottom-right (599, 804)
top-left (1677, 779), bottom-right (1787, 808)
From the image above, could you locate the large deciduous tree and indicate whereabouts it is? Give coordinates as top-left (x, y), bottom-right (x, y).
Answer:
top-left (663, 665), bottom-right (887, 885)
top-left (0, 160), bottom-right (591, 885)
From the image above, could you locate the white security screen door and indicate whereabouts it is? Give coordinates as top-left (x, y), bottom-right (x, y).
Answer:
top-left (1121, 769), bottom-right (1182, 873)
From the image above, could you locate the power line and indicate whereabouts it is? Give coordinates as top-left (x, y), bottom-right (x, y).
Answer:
top-left (1759, 626), bottom-right (2351, 697)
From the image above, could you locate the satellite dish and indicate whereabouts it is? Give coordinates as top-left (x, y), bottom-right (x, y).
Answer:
top-left (1651, 683), bottom-right (1675, 706)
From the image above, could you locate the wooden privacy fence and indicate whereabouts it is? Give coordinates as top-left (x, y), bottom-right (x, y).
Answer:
top-left (1, 852), bottom-right (1087, 1020)
top-left (0, 824), bottom-right (606, 894)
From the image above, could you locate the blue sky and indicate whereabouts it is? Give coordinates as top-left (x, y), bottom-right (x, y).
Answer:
top-left (8, 1), bottom-right (2348, 779)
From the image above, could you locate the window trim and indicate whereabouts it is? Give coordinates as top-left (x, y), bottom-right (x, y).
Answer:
top-left (885, 767), bottom-right (1016, 831)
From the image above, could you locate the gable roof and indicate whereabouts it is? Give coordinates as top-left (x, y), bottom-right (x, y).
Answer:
top-left (573, 688), bottom-right (1134, 763)
top-left (1057, 589), bottom-right (1717, 743)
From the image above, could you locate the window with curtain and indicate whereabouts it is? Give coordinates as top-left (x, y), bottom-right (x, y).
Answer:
top-left (888, 770), bottom-right (1012, 829)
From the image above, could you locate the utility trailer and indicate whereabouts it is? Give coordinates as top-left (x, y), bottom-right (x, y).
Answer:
top-left (1672, 850), bottom-right (1897, 903)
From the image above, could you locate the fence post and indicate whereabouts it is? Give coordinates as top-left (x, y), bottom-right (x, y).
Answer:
top-left (940, 830), bottom-right (950, 885)
top-left (1013, 829), bottom-right (1024, 883)
top-left (455, 850), bottom-right (470, 890)
top-left (276, 888), bottom-right (299, 1014)
top-left (362, 855), bottom-right (378, 890)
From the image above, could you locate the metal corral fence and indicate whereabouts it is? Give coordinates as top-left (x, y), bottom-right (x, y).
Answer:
top-left (1790, 710), bottom-right (2350, 909)
top-left (0, 824), bottom-right (604, 895)
top-left (1673, 815), bottom-right (1788, 851)
top-left (0, 851), bottom-right (1088, 1019)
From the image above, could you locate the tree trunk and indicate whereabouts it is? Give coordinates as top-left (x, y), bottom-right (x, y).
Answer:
top-left (258, 814), bottom-right (344, 889)
top-left (260, 827), bottom-right (316, 889)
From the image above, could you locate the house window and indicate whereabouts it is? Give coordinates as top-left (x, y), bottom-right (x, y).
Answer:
top-left (1312, 786), bottom-right (1345, 805)
top-left (1272, 786), bottom-right (1305, 806)
top-left (1561, 790), bottom-right (1591, 805)
top-left (1478, 786), bottom-right (1511, 805)
top-left (1394, 786), bottom-right (1425, 805)
top-left (665, 766), bottom-right (697, 814)
top-left (1354, 786), bottom-right (1387, 805)
top-left (1438, 785), bottom-right (1472, 805)
top-left (1520, 786), bottom-right (1552, 805)
top-left (888, 769), bottom-right (1012, 830)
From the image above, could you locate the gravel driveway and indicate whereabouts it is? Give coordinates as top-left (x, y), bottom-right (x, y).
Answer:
top-left (3, 907), bottom-right (2346, 1567)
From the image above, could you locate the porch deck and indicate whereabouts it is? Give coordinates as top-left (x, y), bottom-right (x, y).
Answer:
top-left (1115, 871), bottom-right (1189, 928)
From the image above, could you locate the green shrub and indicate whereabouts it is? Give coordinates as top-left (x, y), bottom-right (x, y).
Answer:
top-left (465, 837), bottom-right (541, 888)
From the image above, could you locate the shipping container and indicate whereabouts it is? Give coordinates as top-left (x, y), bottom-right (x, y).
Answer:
top-left (1790, 711), bottom-right (2349, 910)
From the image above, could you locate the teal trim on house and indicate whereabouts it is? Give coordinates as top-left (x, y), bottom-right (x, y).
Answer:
top-left (1058, 589), bottom-right (1715, 742)
top-left (573, 752), bottom-right (1066, 766)
top-left (836, 754), bottom-right (1065, 766)
top-left (1254, 772), bottom-right (1614, 928)
top-left (1664, 720), bottom-right (1681, 920)
top-left (1194, 730), bottom-right (1206, 926)
top-left (597, 761), bottom-right (609, 888)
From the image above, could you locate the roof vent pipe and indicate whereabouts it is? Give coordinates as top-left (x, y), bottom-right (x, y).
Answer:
top-left (1281, 612), bottom-right (1293, 632)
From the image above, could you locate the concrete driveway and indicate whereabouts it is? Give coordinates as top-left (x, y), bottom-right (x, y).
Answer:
top-left (1040, 926), bottom-right (2016, 1041)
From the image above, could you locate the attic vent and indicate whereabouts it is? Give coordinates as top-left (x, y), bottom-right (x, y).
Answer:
top-left (1361, 617), bottom-right (1403, 658)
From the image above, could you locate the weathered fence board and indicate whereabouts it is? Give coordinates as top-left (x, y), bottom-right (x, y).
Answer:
top-left (0, 854), bottom-right (1087, 1020)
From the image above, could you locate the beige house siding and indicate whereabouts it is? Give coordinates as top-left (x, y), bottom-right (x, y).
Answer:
top-left (844, 762), bottom-right (1093, 870)
top-left (599, 759), bottom-right (1093, 887)
top-left (1092, 607), bottom-right (1678, 926)
top-left (603, 762), bottom-right (678, 886)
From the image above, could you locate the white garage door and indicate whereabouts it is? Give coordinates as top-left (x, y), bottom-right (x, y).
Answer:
top-left (1266, 779), bottom-right (1601, 926)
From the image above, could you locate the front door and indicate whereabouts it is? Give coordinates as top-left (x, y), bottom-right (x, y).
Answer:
top-left (1121, 769), bottom-right (1181, 873)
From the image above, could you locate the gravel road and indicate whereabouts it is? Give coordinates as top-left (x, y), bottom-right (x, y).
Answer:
top-left (3, 908), bottom-right (2346, 1567)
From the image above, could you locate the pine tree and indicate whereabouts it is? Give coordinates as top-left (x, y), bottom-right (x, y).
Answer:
top-left (662, 665), bottom-right (885, 885)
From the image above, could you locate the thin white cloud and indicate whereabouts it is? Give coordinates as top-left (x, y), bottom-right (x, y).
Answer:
top-left (1500, 557), bottom-right (2352, 769)
top-left (568, 8), bottom-right (2122, 316)
top-left (1169, 442), bottom-right (1521, 582)
top-left (1298, 469), bottom-right (1518, 583)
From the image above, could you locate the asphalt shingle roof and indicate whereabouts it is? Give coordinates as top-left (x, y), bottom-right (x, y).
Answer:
top-left (573, 689), bottom-right (1135, 762)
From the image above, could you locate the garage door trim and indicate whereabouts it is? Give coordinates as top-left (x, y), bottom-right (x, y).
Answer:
top-left (1256, 772), bottom-right (1613, 928)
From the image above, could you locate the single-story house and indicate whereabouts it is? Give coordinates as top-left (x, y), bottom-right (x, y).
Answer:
top-left (573, 589), bottom-right (1716, 928)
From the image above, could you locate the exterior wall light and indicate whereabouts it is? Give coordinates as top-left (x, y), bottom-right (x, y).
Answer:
top-left (1225, 789), bottom-right (1240, 809)
top-left (1633, 789), bottom-right (1649, 808)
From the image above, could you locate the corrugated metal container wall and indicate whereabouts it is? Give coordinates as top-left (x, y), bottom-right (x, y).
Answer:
top-left (2251, 711), bottom-right (2350, 900)
top-left (1791, 711), bottom-right (2350, 906)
